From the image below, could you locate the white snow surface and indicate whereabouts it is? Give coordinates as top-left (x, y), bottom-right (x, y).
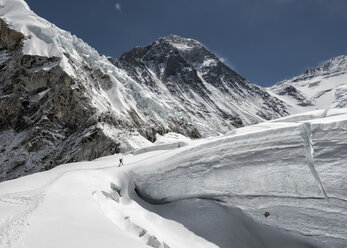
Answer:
top-left (1, 109), bottom-right (346, 248)
top-left (268, 55), bottom-right (347, 114)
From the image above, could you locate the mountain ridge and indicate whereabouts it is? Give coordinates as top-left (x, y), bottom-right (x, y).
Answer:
top-left (268, 55), bottom-right (347, 114)
top-left (111, 34), bottom-right (289, 134)
top-left (1, 0), bottom-right (346, 182)
top-left (0, 0), bottom-right (288, 181)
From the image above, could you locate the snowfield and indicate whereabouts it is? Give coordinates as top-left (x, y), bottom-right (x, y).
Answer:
top-left (268, 55), bottom-right (347, 114)
top-left (1, 109), bottom-right (347, 248)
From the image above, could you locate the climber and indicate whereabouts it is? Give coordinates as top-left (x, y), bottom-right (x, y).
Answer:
top-left (118, 158), bottom-right (124, 167)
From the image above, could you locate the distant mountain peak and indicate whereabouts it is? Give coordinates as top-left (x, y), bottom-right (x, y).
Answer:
top-left (154, 34), bottom-right (203, 51)
top-left (304, 55), bottom-right (347, 76)
top-left (268, 54), bottom-right (347, 114)
top-left (326, 54), bottom-right (347, 64)
top-left (0, 0), bottom-right (287, 181)
top-left (114, 35), bottom-right (288, 134)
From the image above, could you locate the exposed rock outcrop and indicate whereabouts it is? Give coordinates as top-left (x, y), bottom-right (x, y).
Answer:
top-left (0, 1), bottom-right (288, 182)
top-left (112, 35), bottom-right (288, 133)
top-left (0, 20), bottom-right (199, 181)
top-left (0, 33), bottom-right (122, 180)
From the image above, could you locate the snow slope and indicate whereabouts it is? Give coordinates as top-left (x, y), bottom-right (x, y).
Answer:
top-left (1, 110), bottom-right (346, 248)
top-left (268, 55), bottom-right (347, 114)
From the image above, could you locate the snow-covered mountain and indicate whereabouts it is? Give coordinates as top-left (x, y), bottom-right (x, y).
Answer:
top-left (1, 1), bottom-right (346, 245)
top-left (1, 109), bottom-right (346, 248)
top-left (0, 0), bottom-right (289, 181)
top-left (268, 55), bottom-right (347, 114)
top-left (111, 35), bottom-right (288, 134)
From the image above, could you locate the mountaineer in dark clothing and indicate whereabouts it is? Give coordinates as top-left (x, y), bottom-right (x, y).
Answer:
top-left (118, 158), bottom-right (124, 167)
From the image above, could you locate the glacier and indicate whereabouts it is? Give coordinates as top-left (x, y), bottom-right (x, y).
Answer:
top-left (0, 109), bottom-right (346, 248)
top-left (0, 0), bottom-right (347, 246)
top-left (133, 109), bottom-right (347, 246)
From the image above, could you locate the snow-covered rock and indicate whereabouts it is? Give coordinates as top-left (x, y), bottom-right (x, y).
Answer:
top-left (112, 34), bottom-right (289, 134)
top-left (268, 55), bottom-right (347, 114)
top-left (0, 0), bottom-right (289, 181)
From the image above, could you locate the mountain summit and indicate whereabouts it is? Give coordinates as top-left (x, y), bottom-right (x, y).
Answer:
top-left (111, 34), bottom-right (288, 135)
top-left (0, 0), bottom-right (288, 180)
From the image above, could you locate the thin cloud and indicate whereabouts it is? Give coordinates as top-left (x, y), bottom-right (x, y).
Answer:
top-left (114, 3), bottom-right (122, 13)
top-left (219, 56), bottom-right (236, 70)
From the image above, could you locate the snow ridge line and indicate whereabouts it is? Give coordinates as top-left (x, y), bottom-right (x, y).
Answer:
top-left (299, 122), bottom-right (328, 199)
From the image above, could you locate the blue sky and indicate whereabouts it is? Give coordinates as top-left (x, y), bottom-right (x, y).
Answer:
top-left (26, 0), bottom-right (347, 86)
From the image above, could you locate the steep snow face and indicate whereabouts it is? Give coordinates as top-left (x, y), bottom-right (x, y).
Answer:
top-left (0, 0), bottom-right (194, 129)
top-left (112, 34), bottom-right (289, 135)
top-left (268, 55), bottom-right (347, 114)
top-left (0, 0), bottom-right (198, 181)
top-left (0, 0), bottom-right (140, 114)
top-left (134, 109), bottom-right (347, 246)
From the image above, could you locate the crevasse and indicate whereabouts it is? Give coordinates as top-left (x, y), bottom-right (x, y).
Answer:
top-left (299, 122), bottom-right (328, 199)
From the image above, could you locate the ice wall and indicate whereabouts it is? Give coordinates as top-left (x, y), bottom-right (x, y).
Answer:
top-left (133, 109), bottom-right (347, 244)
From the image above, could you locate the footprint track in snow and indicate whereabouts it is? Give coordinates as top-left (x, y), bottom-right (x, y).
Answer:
top-left (0, 190), bottom-right (44, 247)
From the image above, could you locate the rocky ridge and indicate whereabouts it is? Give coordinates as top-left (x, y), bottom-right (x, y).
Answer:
top-left (268, 55), bottom-right (347, 114)
top-left (111, 35), bottom-right (288, 135)
top-left (0, 0), bottom-right (289, 181)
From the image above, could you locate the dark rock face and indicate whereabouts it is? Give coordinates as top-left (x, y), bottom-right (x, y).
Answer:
top-left (0, 34), bottom-right (122, 180)
top-left (0, 25), bottom-right (201, 182)
top-left (112, 35), bottom-right (288, 130)
top-left (0, 19), bottom-right (23, 49)
top-left (0, 24), bottom-right (285, 182)
top-left (277, 85), bottom-right (313, 107)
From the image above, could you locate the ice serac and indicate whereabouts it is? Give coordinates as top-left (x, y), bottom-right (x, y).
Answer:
top-left (268, 55), bottom-right (347, 114)
top-left (0, 0), bottom-right (198, 181)
top-left (133, 109), bottom-right (347, 246)
top-left (111, 34), bottom-right (289, 135)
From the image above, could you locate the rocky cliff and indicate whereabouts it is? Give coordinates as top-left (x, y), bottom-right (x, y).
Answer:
top-left (111, 35), bottom-right (288, 135)
top-left (0, 0), bottom-right (288, 181)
